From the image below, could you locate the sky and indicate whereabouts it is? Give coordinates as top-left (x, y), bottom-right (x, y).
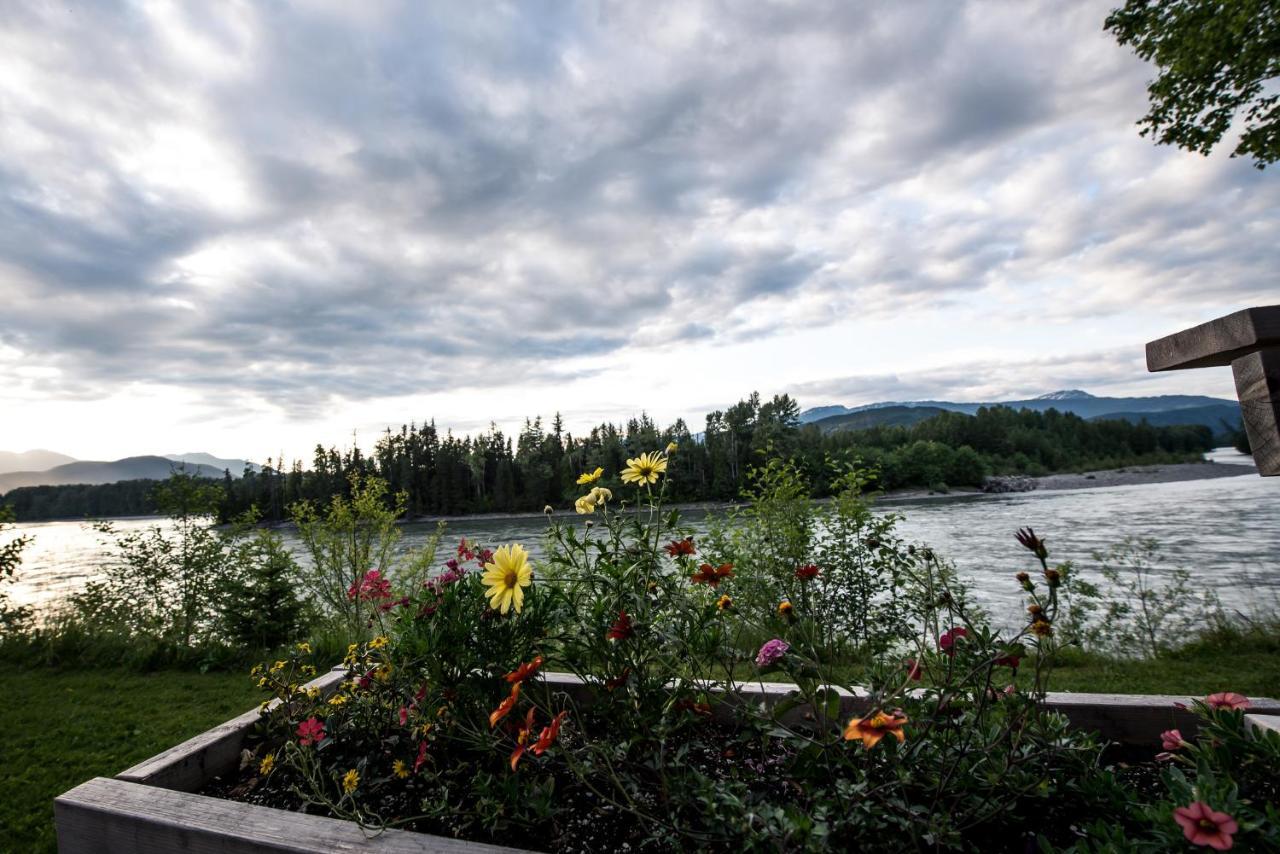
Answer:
top-left (1, 1), bottom-right (1276, 464)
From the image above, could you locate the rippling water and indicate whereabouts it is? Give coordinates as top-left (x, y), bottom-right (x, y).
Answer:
top-left (9, 450), bottom-right (1277, 628)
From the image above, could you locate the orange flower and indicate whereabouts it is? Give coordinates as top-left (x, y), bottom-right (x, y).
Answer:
top-left (489, 683), bottom-right (521, 728)
top-left (509, 708), bottom-right (537, 771)
top-left (664, 537), bottom-right (696, 557)
top-left (505, 656), bottom-right (545, 684)
top-left (777, 600), bottom-right (794, 619)
top-left (691, 562), bottom-right (734, 587)
top-left (606, 610), bottom-right (634, 641)
top-left (532, 711), bottom-right (569, 756)
top-left (844, 710), bottom-right (908, 749)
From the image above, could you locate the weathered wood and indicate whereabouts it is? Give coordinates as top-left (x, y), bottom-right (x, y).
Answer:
top-left (1232, 347), bottom-right (1280, 476)
top-left (118, 668), bottom-right (347, 791)
top-left (55, 777), bottom-right (523, 854)
top-left (1146, 305), bottom-right (1280, 371)
top-left (1245, 714), bottom-right (1280, 740)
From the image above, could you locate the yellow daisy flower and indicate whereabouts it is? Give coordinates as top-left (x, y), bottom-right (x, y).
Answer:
top-left (342, 768), bottom-right (360, 794)
top-left (620, 452), bottom-right (667, 485)
top-left (481, 544), bottom-right (534, 614)
top-left (369, 635), bottom-right (389, 650)
top-left (666, 442), bottom-right (678, 454)
top-left (574, 495), bottom-right (596, 515)
top-left (576, 466), bottom-right (604, 485)
top-left (393, 759), bottom-right (410, 779)
top-left (589, 486), bottom-right (612, 505)
top-left (259, 753), bottom-right (275, 775)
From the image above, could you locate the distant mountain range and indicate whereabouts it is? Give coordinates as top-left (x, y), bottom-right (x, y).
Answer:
top-left (799, 390), bottom-right (1242, 435)
top-left (0, 451), bottom-right (257, 495)
top-left (0, 449), bottom-right (77, 475)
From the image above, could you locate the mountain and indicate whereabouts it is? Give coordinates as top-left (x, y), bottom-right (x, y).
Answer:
top-left (0, 449), bottom-right (76, 475)
top-left (0, 456), bottom-right (225, 494)
top-left (810, 406), bottom-right (951, 434)
top-left (164, 452), bottom-right (258, 474)
top-left (1086, 404), bottom-right (1243, 431)
top-left (799, 390), bottom-right (1241, 433)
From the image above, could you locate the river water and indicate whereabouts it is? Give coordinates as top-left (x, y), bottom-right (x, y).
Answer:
top-left (7, 450), bottom-right (1277, 627)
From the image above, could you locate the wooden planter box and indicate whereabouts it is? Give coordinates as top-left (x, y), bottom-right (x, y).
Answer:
top-left (56, 670), bottom-right (1280, 853)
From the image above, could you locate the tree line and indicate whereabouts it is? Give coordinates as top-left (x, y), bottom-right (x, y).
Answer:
top-left (2, 393), bottom-right (1214, 522)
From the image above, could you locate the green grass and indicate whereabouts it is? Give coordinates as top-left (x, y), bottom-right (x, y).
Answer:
top-left (0, 665), bottom-right (261, 852)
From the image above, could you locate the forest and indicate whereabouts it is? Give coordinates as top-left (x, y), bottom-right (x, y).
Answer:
top-left (2, 393), bottom-right (1214, 522)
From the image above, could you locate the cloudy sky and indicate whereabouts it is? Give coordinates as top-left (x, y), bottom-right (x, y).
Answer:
top-left (1, 1), bottom-right (1276, 463)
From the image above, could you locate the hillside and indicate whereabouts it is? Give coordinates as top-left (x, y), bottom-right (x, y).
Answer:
top-left (800, 390), bottom-right (1240, 431)
top-left (809, 405), bottom-right (951, 434)
top-left (0, 449), bottom-right (76, 475)
top-left (1087, 403), bottom-right (1243, 431)
top-left (0, 456), bottom-right (224, 494)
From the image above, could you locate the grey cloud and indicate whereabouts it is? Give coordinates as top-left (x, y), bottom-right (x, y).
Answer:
top-left (0, 0), bottom-right (1277, 414)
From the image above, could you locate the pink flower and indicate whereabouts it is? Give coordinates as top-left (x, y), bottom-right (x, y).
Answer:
top-left (755, 638), bottom-right (790, 668)
top-left (414, 739), bottom-right (429, 772)
top-left (1173, 801), bottom-right (1238, 850)
top-left (938, 627), bottom-right (968, 656)
top-left (1205, 692), bottom-right (1251, 711)
top-left (296, 717), bottom-right (326, 747)
top-left (398, 706), bottom-right (409, 727)
top-left (347, 569), bottom-right (392, 602)
top-left (1161, 728), bottom-right (1186, 751)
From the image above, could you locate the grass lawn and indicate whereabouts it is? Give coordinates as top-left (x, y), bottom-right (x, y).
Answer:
top-left (1, 664), bottom-right (261, 853)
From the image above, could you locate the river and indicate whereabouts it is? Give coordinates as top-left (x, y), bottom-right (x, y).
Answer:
top-left (7, 449), bottom-right (1277, 626)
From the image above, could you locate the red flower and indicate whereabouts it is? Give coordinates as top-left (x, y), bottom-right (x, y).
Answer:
top-left (604, 669), bottom-right (631, 691)
top-left (1205, 692), bottom-right (1251, 711)
top-left (346, 569), bottom-right (392, 602)
top-left (414, 739), bottom-right (429, 772)
top-left (905, 659), bottom-right (922, 681)
top-left (606, 610), bottom-right (635, 641)
top-left (674, 698), bottom-right (713, 718)
top-left (489, 683), bottom-right (520, 728)
top-left (938, 627), bottom-right (968, 656)
top-left (457, 538), bottom-right (475, 560)
top-left (532, 711), bottom-right (569, 756)
top-left (398, 706), bottom-right (410, 727)
top-left (504, 656), bottom-right (545, 684)
top-left (691, 562), bottom-right (734, 587)
top-left (664, 537), bottom-right (696, 557)
top-left (795, 564), bottom-right (819, 581)
top-left (993, 653), bottom-right (1021, 670)
top-left (1173, 801), bottom-right (1238, 850)
top-left (1014, 527), bottom-right (1048, 559)
top-left (510, 708), bottom-right (537, 771)
top-left (296, 717), bottom-right (326, 747)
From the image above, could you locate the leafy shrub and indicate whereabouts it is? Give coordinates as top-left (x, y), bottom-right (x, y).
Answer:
top-left (0, 505), bottom-right (33, 636)
top-left (234, 449), bottom-right (1237, 850)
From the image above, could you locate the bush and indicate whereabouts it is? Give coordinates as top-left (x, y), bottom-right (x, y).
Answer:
top-left (228, 449), bottom-right (1253, 850)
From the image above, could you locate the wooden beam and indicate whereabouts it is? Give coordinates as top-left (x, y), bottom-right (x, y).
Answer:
top-left (1146, 305), bottom-right (1280, 371)
top-left (1146, 305), bottom-right (1280, 476)
top-left (56, 777), bottom-right (522, 854)
top-left (1233, 347), bottom-right (1280, 476)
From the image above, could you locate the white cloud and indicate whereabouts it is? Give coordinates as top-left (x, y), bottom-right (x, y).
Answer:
top-left (0, 0), bottom-right (1272, 461)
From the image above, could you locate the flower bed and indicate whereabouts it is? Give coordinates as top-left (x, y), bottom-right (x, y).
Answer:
top-left (56, 452), bottom-right (1280, 851)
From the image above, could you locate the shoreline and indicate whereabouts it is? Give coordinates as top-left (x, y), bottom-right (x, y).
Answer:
top-left (879, 459), bottom-right (1258, 503)
top-left (10, 459), bottom-right (1260, 527)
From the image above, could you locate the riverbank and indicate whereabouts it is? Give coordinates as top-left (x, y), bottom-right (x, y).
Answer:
top-left (882, 458), bottom-right (1257, 502)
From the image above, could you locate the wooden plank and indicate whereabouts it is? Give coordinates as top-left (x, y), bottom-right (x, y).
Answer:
top-left (118, 668), bottom-right (347, 791)
top-left (55, 777), bottom-right (524, 854)
top-left (1232, 347), bottom-right (1280, 476)
top-left (1146, 305), bottom-right (1280, 371)
top-left (1245, 714), bottom-right (1280, 740)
